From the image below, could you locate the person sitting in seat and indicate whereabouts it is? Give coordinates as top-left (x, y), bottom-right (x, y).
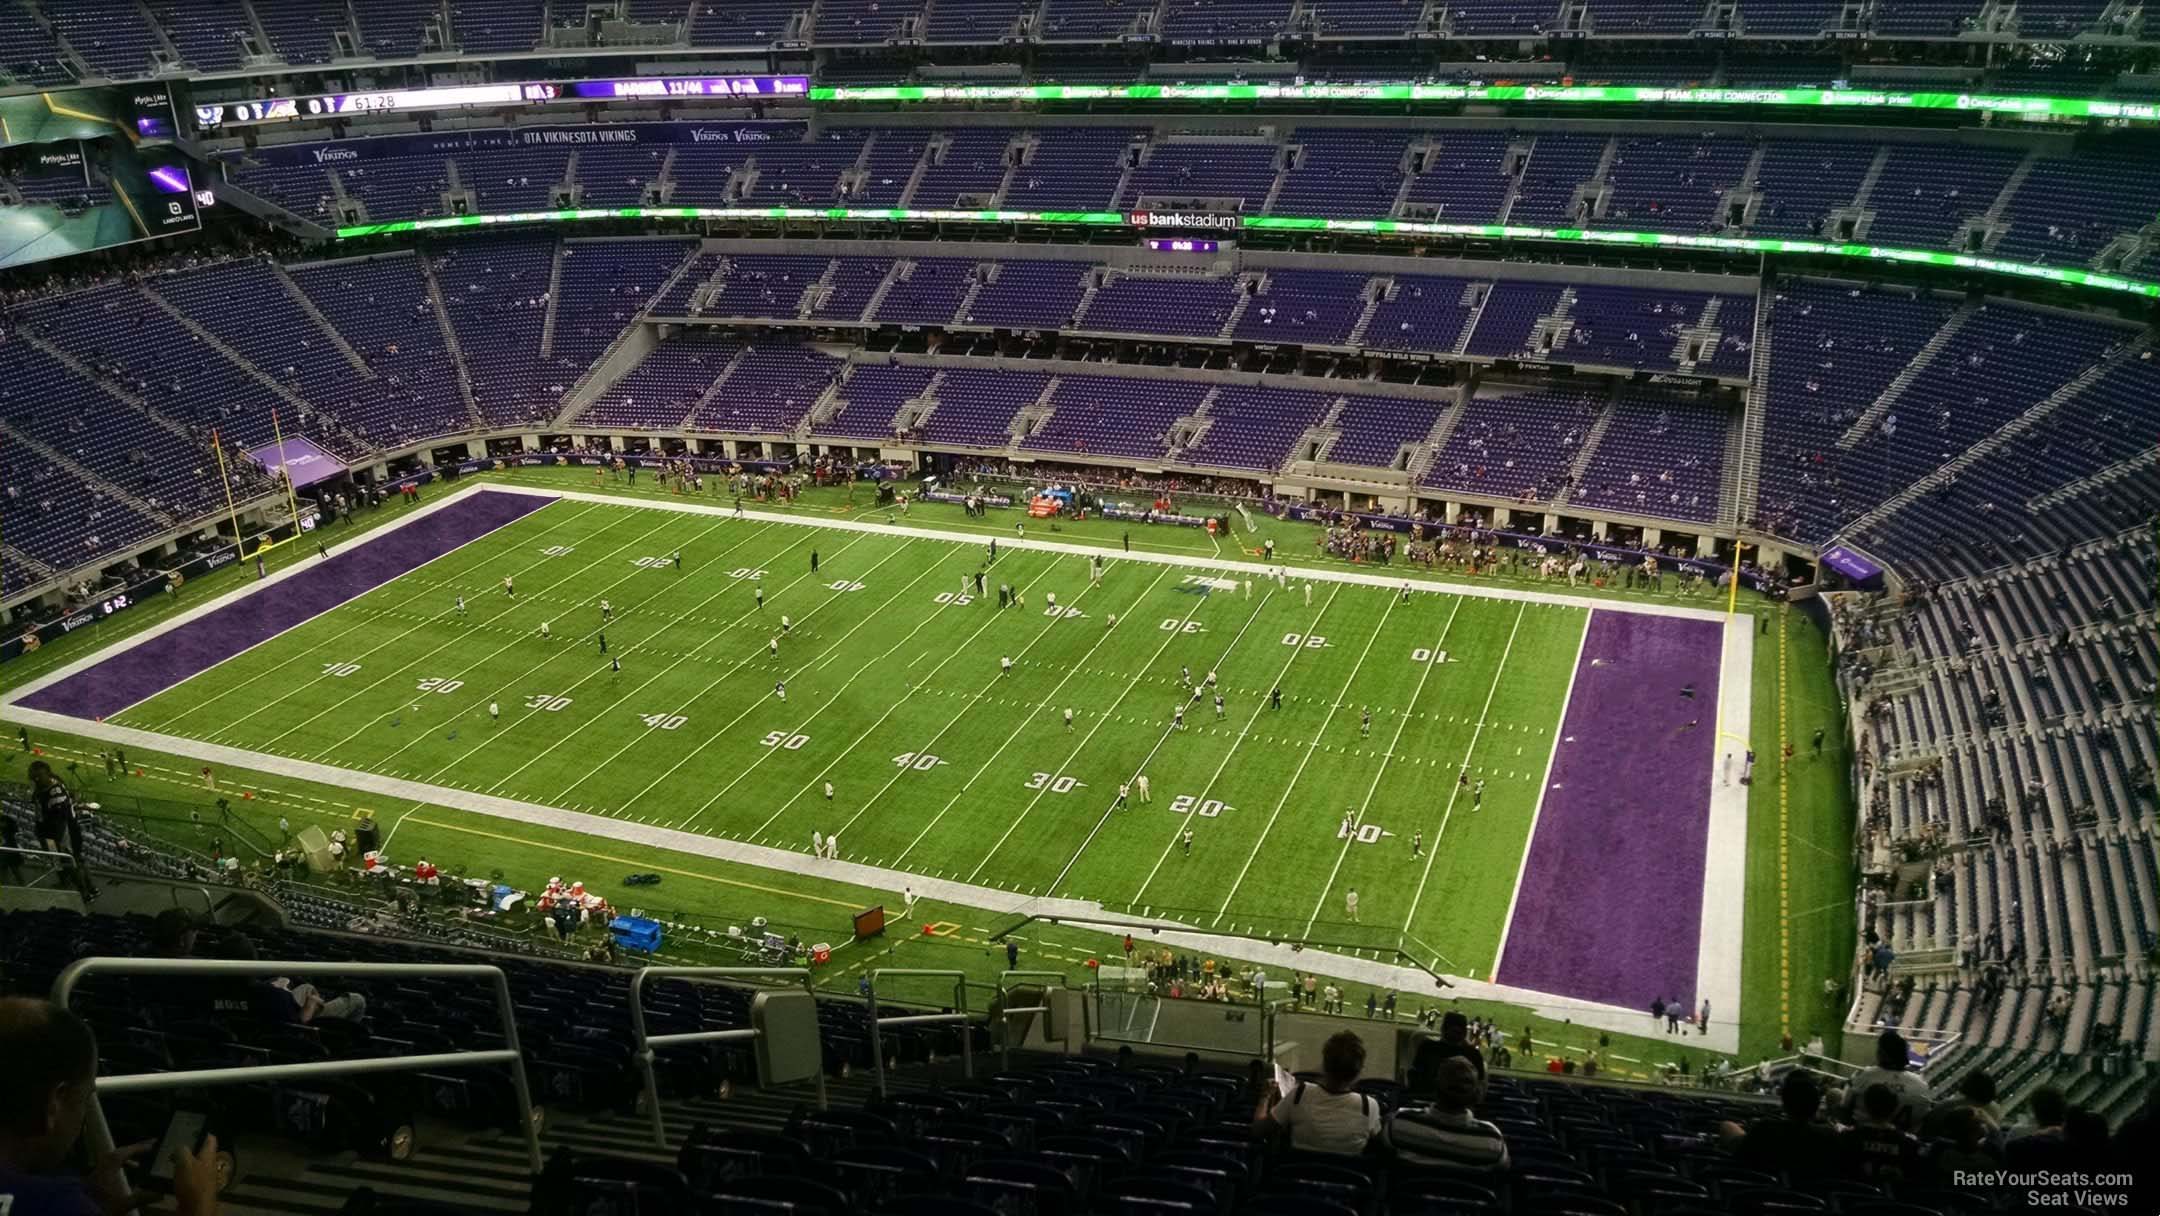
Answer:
top-left (1253, 1031), bottom-right (1379, 1157)
top-left (1384, 1057), bottom-right (1508, 1173)
top-left (0, 996), bottom-right (222, 1215)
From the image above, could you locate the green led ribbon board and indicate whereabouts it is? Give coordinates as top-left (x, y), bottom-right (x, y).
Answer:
top-left (335, 207), bottom-right (2160, 300)
top-left (806, 81), bottom-right (2160, 124)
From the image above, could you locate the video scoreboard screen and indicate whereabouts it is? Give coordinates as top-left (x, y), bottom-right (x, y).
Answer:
top-left (195, 75), bottom-right (810, 130)
top-left (0, 85), bottom-right (198, 270)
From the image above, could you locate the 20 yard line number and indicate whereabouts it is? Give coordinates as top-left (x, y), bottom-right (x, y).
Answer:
top-left (1169, 794), bottom-right (1231, 817)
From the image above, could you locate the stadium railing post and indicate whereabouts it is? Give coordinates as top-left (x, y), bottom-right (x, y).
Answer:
top-left (627, 965), bottom-right (824, 1149)
top-left (995, 968), bottom-right (1077, 1070)
top-left (867, 968), bottom-right (971, 1098)
top-left (52, 956), bottom-right (546, 1175)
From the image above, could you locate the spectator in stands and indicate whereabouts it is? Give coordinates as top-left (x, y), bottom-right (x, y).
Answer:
top-left (1920, 1069), bottom-right (2003, 1140)
top-left (0, 996), bottom-right (222, 1216)
top-left (1406, 1010), bottom-right (1485, 1096)
top-left (1841, 1029), bottom-right (1930, 1128)
top-left (26, 761), bottom-right (92, 901)
top-left (1928, 1105), bottom-right (1999, 1179)
top-left (1842, 1083), bottom-right (1922, 1182)
top-left (1384, 1057), bottom-right (1508, 1172)
top-left (1718, 1070), bottom-right (1840, 1178)
top-left (1254, 1030), bottom-right (1380, 1156)
top-left (208, 931), bottom-right (367, 1025)
top-left (2004, 1087), bottom-right (2073, 1172)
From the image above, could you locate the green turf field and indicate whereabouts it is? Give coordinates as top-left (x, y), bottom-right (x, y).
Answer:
top-left (5, 466), bottom-right (1856, 1066)
top-left (105, 490), bottom-right (1592, 983)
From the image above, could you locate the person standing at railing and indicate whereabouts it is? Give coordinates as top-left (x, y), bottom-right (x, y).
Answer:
top-left (0, 997), bottom-right (223, 1216)
top-left (26, 762), bottom-right (91, 902)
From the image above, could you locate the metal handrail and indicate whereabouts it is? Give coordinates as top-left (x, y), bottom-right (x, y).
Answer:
top-left (0, 843), bottom-right (85, 889)
top-left (995, 968), bottom-right (1082, 1069)
top-left (867, 968), bottom-right (971, 1097)
top-left (53, 958), bottom-right (544, 1176)
top-left (628, 965), bottom-right (826, 1148)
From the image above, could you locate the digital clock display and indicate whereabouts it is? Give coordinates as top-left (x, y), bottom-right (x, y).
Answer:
top-left (1145, 238), bottom-right (1220, 253)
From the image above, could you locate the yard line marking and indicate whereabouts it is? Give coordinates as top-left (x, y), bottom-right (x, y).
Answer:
top-left (1211, 593), bottom-right (1402, 926)
top-left (658, 543), bottom-right (958, 824)
top-left (1126, 584), bottom-right (1345, 906)
top-left (749, 553), bottom-right (1082, 841)
top-left (974, 578), bottom-right (1271, 886)
top-left (316, 513), bottom-right (742, 766)
top-left (123, 499), bottom-right (601, 732)
top-left (232, 505), bottom-right (657, 747)
top-left (1489, 608), bottom-right (1591, 978)
top-left (1300, 594), bottom-right (1463, 936)
top-left (599, 536), bottom-right (922, 817)
top-left (506, 485), bottom-right (1732, 626)
top-left (484, 530), bottom-right (887, 795)
top-left (1399, 601), bottom-right (1528, 934)
top-left (889, 564), bottom-right (1178, 866)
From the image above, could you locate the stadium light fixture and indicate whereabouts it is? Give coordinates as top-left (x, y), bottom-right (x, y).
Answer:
top-left (334, 206), bottom-right (2160, 300)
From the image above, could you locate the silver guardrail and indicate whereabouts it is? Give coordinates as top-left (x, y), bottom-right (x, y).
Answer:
top-left (866, 967), bottom-right (971, 1097)
top-left (628, 965), bottom-right (826, 1148)
top-left (53, 957), bottom-right (545, 1177)
top-left (995, 968), bottom-right (1085, 1069)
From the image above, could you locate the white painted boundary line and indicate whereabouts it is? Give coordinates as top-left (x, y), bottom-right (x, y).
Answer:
top-left (2, 482), bottom-right (523, 710)
top-left (1489, 607), bottom-right (1594, 976)
top-left (489, 485), bottom-right (1736, 624)
top-left (1696, 607), bottom-right (1755, 1053)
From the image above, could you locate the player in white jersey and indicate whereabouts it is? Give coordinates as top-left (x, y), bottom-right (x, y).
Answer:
top-left (600, 598), bottom-right (612, 621)
top-left (1116, 783), bottom-right (1128, 810)
top-left (1001, 655), bottom-right (1013, 676)
top-left (1106, 613), bottom-right (1117, 629)
top-left (488, 700), bottom-right (499, 721)
top-left (1214, 692), bottom-right (1225, 720)
top-left (775, 681), bottom-right (786, 701)
top-left (455, 595), bottom-right (466, 615)
top-left (1206, 669), bottom-right (1217, 688)
top-left (1135, 774), bottom-right (1151, 803)
top-left (539, 620), bottom-right (551, 640)
top-left (781, 614), bottom-right (792, 635)
top-left (1063, 707), bottom-right (1073, 731)
top-left (824, 781), bottom-right (834, 801)
top-left (769, 636), bottom-right (778, 657)
top-left (1172, 702), bottom-right (1185, 730)
top-left (1180, 665), bottom-right (1192, 688)
top-left (1046, 591), bottom-right (1056, 611)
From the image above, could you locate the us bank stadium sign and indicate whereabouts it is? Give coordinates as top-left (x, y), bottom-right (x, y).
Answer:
top-left (1127, 211), bottom-right (1241, 231)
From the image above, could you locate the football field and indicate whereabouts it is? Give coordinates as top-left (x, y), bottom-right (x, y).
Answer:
top-left (11, 484), bottom-right (1750, 1023)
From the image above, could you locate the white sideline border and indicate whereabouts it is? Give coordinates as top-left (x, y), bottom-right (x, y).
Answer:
top-left (0, 482), bottom-right (1750, 1055)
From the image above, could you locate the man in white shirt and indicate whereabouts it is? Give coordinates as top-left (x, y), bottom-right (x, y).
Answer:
top-left (1842, 1029), bottom-right (1934, 1128)
top-left (1255, 1031), bottom-right (1380, 1156)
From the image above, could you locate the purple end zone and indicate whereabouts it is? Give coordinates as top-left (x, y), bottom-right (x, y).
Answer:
top-left (19, 490), bottom-right (551, 721)
top-left (1496, 611), bottom-right (1722, 1012)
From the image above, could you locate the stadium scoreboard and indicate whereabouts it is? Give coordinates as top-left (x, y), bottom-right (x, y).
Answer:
top-left (195, 75), bottom-right (809, 129)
